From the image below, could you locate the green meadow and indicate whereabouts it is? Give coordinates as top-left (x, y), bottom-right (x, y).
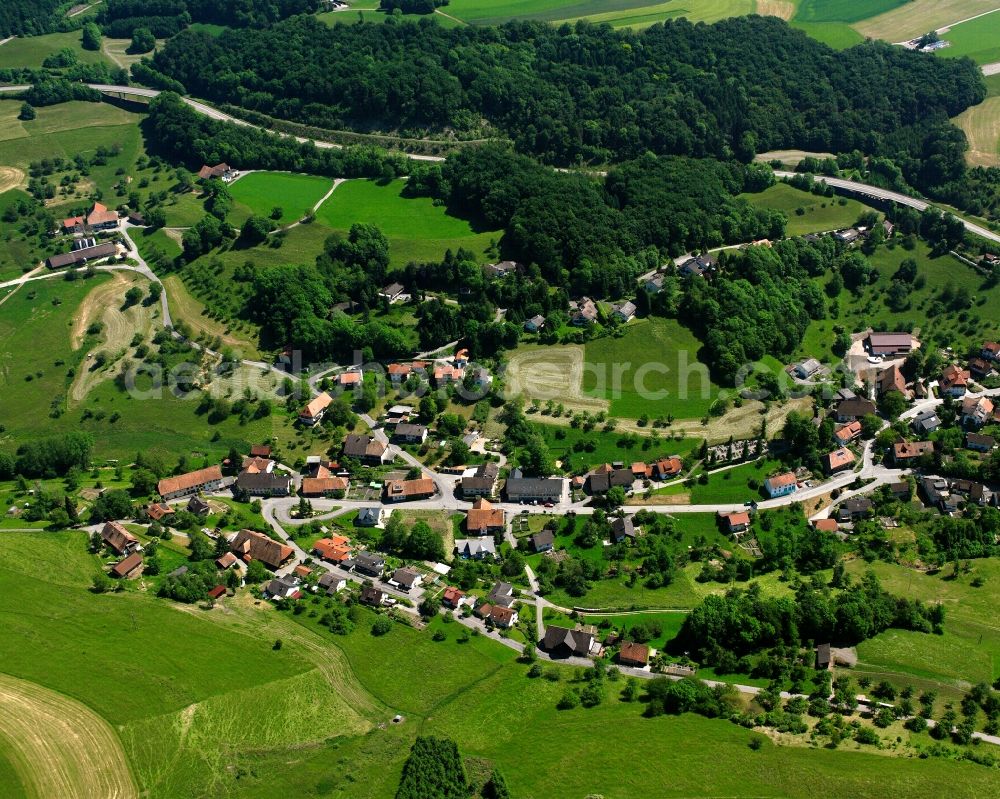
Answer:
top-left (316, 178), bottom-right (499, 267)
top-left (0, 30), bottom-right (112, 70)
top-left (741, 182), bottom-right (869, 236)
top-left (795, 0), bottom-right (906, 25)
top-left (531, 420), bottom-right (699, 473)
top-left (582, 317), bottom-right (721, 420)
top-left (940, 10), bottom-right (1000, 65)
top-left (228, 171), bottom-right (334, 226)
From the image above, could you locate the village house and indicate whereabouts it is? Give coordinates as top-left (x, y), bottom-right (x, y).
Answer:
top-left (265, 576), bottom-right (301, 601)
top-left (718, 511), bottom-right (750, 535)
top-left (618, 641), bottom-right (650, 668)
top-left (455, 537), bottom-right (497, 560)
top-left (387, 363), bottom-right (412, 383)
top-left (524, 314), bottom-right (546, 333)
top-left (46, 240), bottom-right (117, 270)
top-left (157, 465), bottom-right (224, 501)
top-left (504, 471), bottom-right (564, 503)
top-left (250, 444), bottom-right (272, 459)
top-left (380, 282), bottom-right (405, 302)
top-left (644, 275), bottom-right (665, 293)
top-left (313, 536), bottom-right (352, 564)
top-left (866, 332), bottom-right (914, 357)
top-left (824, 447), bottom-right (856, 474)
top-left (335, 369), bottom-right (362, 389)
top-left (146, 502), bottom-right (174, 522)
top-left (433, 363), bottom-right (465, 386)
top-left (101, 521), bottom-right (139, 556)
top-left (611, 300), bottom-right (637, 323)
top-left (300, 475), bottom-right (349, 497)
top-left (230, 529), bottom-right (293, 570)
top-left (570, 297), bottom-right (599, 326)
top-left (833, 420), bottom-right (862, 446)
top-left (764, 472), bottom-right (798, 499)
top-left (488, 581), bottom-right (516, 608)
top-left (318, 572), bottom-right (347, 595)
top-left (981, 341), bottom-right (1000, 362)
top-left (940, 364), bottom-right (971, 397)
top-left (389, 567), bottom-right (423, 592)
top-left (834, 228), bottom-right (860, 244)
top-left (541, 625), bottom-right (595, 658)
top-left (111, 553), bottom-right (144, 580)
top-left (678, 253), bottom-right (716, 278)
top-left (485, 260), bottom-right (520, 278)
top-left (969, 357), bottom-right (994, 380)
top-left (486, 604), bottom-right (518, 629)
top-left (528, 529), bottom-right (555, 553)
top-left (360, 585), bottom-right (388, 607)
top-left (812, 518), bottom-right (839, 533)
top-left (962, 396), bottom-right (995, 428)
top-left (342, 434), bottom-right (390, 465)
top-left (837, 497), bottom-right (873, 522)
top-left (921, 477), bottom-right (956, 513)
top-left (893, 440), bottom-right (934, 465)
top-left (462, 462), bottom-right (499, 498)
top-left (466, 498), bottom-right (505, 535)
top-left (353, 552), bottom-right (385, 578)
top-left (876, 363), bottom-right (908, 398)
top-left (610, 516), bottom-right (639, 544)
top-left (216, 552), bottom-right (238, 570)
top-left (587, 463), bottom-right (634, 495)
top-left (187, 496), bottom-right (211, 516)
top-left (650, 457), bottom-right (683, 480)
top-left (384, 477), bottom-right (436, 503)
top-left (967, 432), bottom-right (997, 453)
top-left (197, 163), bottom-right (236, 181)
top-left (910, 409), bottom-right (941, 435)
top-left (834, 397), bottom-right (877, 422)
top-left (356, 506), bottom-right (387, 528)
top-left (393, 423), bottom-right (428, 444)
top-left (442, 586), bottom-right (469, 609)
top-left (299, 392), bottom-right (333, 426)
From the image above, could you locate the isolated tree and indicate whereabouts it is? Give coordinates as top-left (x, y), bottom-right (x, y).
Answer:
top-left (18, 102), bottom-right (35, 121)
top-left (124, 286), bottom-right (144, 307)
top-left (81, 22), bottom-right (101, 51)
top-left (240, 215), bottom-right (272, 245)
top-left (128, 27), bottom-right (156, 55)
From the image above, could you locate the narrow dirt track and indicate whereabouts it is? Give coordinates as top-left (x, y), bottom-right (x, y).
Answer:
top-left (0, 673), bottom-right (137, 799)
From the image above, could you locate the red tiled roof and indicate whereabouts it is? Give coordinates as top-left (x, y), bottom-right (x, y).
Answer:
top-left (157, 465), bottom-right (222, 497)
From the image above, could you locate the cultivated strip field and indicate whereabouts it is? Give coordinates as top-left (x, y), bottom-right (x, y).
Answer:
top-left (505, 344), bottom-right (610, 414)
top-left (854, 0), bottom-right (1000, 42)
top-left (0, 673), bottom-right (137, 799)
top-left (953, 96), bottom-right (1000, 166)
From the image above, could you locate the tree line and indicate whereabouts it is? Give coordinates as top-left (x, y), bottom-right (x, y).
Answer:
top-left (97, 0), bottom-right (320, 38)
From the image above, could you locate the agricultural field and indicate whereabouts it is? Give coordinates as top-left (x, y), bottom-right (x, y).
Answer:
top-left (316, 178), bottom-right (500, 267)
top-left (552, 0), bottom-right (754, 29)
top-left (939, 8), bottom-right (1000, 65)
top-left (853, 0), bottom-right (1000, 43)
top-left (531, 419), bottom-right (699, 473)
top-left (227, 171), bottom-right (335, 227)
top-left (952, 95), bottom-right (1000, 167)
top-left (740, 182), bottom-right (870, 236)
top-left (795, 239), bottom-right (1000, 363)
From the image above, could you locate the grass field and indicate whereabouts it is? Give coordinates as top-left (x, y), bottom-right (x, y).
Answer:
top-left (582, 317), bottom-right (721, 420)
top-left (553, 0), bottom-right (753, 29)
top-left (952, 96), bottom-right (1000, 167)
top-left (795, 0), bottom-right (906, 24)
top-left (853, 0), bottom-right (1000, 42)
top-left (685, 457), bottom-right (786, 503)
top-left (228, 171), bottom-right (335, 226)
top-left (316, 178), bottom-right (499, 267)
top-left (0, 30), bottom-right (112, 69)
top-left (741, 182), bottom-right (870, 236)
top-left (531, 420), bottom-right (698, 473)
top-left (939, 8), bottom-right (1000, 65)
top-left (162, 274), bottom-right (261, 358)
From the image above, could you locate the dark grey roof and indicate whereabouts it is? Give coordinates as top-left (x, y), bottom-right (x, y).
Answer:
top-left (394, 423), bottom-right (426, 438)
top-left (355, 552), bottom-right (385, 571)
top-left (505, 475), bottom-right (563, 498)
top-left (542, 625), bottom-right (594, 657)
top-left (46, 241), bottom-right (116, 269)
top-left (611, 516), bottom-right (636, 541)
top-left (235, 471), bottom-right (292, 492)
top-left (529, 530), bottom-right (555, 550)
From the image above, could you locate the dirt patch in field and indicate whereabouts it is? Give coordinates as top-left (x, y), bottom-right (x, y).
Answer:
top-left (505, 345), bottom-right (610, 415)
top-left (0, 673), bottom-right (138, 799)
top-left (0, 166), bottom-right (25, 193)
top-left (628, 492), bottom-right (692, 506)
top-left (756, 0), bottom-right (795, 21)
top-left (70, 272), bottom-right (155, 401)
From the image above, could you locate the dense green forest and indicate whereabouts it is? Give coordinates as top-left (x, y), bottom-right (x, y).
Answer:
top-left (149, 15), bottom-right (982, 172)
top-left (0, 0), bottom-right (63, 37)
top-left (98, 0), bottom-right (320, 38)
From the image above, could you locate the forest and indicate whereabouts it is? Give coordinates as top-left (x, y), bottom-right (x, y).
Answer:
top-left (148, 14), bottom-right (983, 176)
top-left (0, 0), bottom-right (63, 37)
top-left (97, 0), bottom-right (320, 37)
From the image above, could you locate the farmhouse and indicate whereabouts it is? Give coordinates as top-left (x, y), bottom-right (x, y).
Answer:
top-left (678, 253), bottom-right (716, 278)
top-left (834, 397), bottom-right (877, 422)
top-left (876, 364), bottom-right (908, 397)
top-left (384, 477), bottom-right (436, 503)
top-left (342, 434), bottom-right (389, 465)
top-left (197, 163), bottom-right (236, 181)
top-left (146, 502), bottom-right (174, 522)
top-left (230, 529), bottom-right (293, 570)
top-left (542, 625), bottom-right (595, 658)
top-left (111, 553), bottom-right (144, 580)
top-left (61, 202), bottom-right (119, 233)
top-left (893, 440), bottom-right (934, 464)
top-left (207, 585), bottom-right (227, 600)
top-left (764, 472), bottom-right (797, 499)
top-left (618, 642), bottom-right (650, 668)
top-left (504, 471), bottom-right (564, 503)
top-left (834, 228), bottom-right (860, 244)
top-left (587, 464), bottom-right (634, 494)
top-left (455, 537), bottom-right (497, 560)
top-left (380, 282), bottom-right (405, 301)
top-left (46, 240), bottom-right (117, 269)
top-left (962, 396), bottom-right (995, 428)
top-left (644, 275), bottom-right (665, 293)
top-left (570, 297), bottom-right (598, 325)
top-left (299, 392), bottom-right (333, 426)
top-left (300, 476), bottom-right (349, 497)
top-left (158, 465), bottom-right (224, 501)
top-left (866, 332), bottom-right (914, 357)
top-left (718, 511), bottom-right (750, 534)
top-left (650, 457), bottom-right (683, 480)
top-left (485, 260), bottom-right (520, 278)
top-left (250, 444), bottom-right (272, 458)
top-left (462, 462), bottom-right (499, 498)
top-left (528, 529), bottom-right (555, 553)
top-left (215, 552), bottom-right (238, 570)
top-left (466, 498), bottom-right (505, 535)
top-left (235, 470), bottom-right (293, 497)
top-left (833, 421), bottom-right (862, 446)
top-left (824, 447), bottom-right (856, 474)
top-left (101, 521), bottom-right (139, 555)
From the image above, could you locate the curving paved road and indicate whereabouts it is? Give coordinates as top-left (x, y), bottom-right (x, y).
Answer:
top-left (775, 170), bottom-right (1000, 244)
